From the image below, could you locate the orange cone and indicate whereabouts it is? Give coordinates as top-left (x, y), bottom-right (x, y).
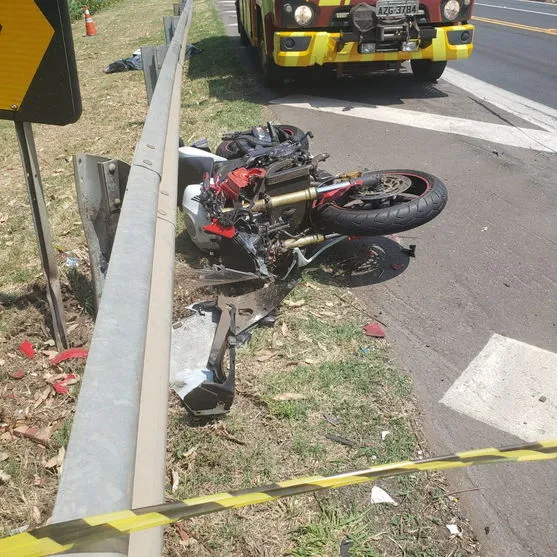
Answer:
top-left (83, 5), bottom-right (97, 36)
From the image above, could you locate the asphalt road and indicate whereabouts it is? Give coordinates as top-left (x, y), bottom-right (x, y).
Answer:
top-left (216, 2), bottom-right (557, 555)
top-left (454, 0), bottom-right (557, 108)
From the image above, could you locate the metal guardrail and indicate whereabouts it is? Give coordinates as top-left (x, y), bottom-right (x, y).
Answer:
top-left (51, 2), bottom-right (193, 557)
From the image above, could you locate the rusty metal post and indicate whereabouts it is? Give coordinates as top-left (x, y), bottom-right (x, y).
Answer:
top-left (14, 121), bottom-right (68, 349)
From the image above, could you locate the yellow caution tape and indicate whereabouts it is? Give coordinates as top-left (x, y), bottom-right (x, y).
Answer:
top-left (1, 439), bottom-right (556, 557)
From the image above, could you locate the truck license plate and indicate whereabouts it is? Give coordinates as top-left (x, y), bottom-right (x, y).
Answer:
top-left (375, 0), bottom-right (419, 17)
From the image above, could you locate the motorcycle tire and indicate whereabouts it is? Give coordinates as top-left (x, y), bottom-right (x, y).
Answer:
top-left (313, 170), bottom-right (447, 236)
top-left (215, 125), bottom-right (309, 159)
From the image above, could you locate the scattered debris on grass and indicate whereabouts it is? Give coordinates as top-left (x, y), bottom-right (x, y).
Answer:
top-left (363, 322), bottom-right (386, 338)
top-left (371, 486), bottom-right (398, 506)
top-left (165, 277), bottom-right (479, 557)
top-left (50, 348), bottom-right (88, 366)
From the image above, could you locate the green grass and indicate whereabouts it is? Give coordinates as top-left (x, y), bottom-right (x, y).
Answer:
top-left (53, 417), bottom-right (74, 448)
top-left (68, 0), bottom-right (123, 20)
top-left (181, 0), bottom-right (269, 150)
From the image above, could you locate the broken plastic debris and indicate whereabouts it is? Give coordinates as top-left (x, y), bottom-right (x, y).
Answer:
top-left (363, 323), bottom-right (385, 338)
top-left (326, 434), bottom-right (357, 447)
top-left (323, 414), bottom-right (340, 426)
top-left (446, 524), bottom-right (461, 536)
top-left (65, 255), bottom-right (79, 268)
top-left (51, 347), bottom-right (89, 366)
top-left (400, 244), bottom-right (416, 257)
top-left (10, 370), bottom-right (26, 380)
top-left (53, 383), bottom-right (69, 395)
top-left (381, 430), bottom-right (391, 441)
top-left (52, 374), bottom-right (79, 395)
top-left (19, 340), bottom-right (35, 359)
top-left (370, 486), bottom-right (398, 506)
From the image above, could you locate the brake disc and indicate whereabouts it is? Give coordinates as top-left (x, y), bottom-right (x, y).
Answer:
top-left (348, 174), bottom-right (413, 202)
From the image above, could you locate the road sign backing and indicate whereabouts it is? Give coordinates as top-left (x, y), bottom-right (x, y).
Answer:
top-left (0, 0), bottom-right (81, 126)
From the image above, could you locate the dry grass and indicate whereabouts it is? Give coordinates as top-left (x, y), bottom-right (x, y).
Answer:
top-left (0, 0), bottom-right (265, 537)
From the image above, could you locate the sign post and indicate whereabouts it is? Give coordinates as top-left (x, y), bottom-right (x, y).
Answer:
top-left (0, 0), bottom-right (82, 348)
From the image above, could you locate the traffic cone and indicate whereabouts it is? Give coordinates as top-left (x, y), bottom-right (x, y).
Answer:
top-left (83, 5), bottom-right (97, 37)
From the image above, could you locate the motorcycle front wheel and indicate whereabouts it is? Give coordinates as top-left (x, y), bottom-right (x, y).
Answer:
top-left (313, 170), bottom-right (448, 236)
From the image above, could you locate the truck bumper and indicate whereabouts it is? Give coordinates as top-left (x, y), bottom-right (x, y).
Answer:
top-left (273, 24), bottom-right (474, 67)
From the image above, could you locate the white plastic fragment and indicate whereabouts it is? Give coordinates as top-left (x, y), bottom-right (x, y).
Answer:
top-left (371, 486), bottom-right (398, 506)
top-left (446, 523), bottom-right (461, 536)
top-left (381, 430), bottom-right (391, 441)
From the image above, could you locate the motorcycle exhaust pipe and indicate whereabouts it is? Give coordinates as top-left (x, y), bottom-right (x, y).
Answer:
top-left (250, 187), bottom-right (319, 212)
top-left (283, 233), bottom-right (340, 249)
top-left (283, 234), bottom-right (327, 249)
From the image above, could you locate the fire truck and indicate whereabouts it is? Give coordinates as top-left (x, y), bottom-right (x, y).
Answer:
top-left (235, 0), bottom-right (474, 84)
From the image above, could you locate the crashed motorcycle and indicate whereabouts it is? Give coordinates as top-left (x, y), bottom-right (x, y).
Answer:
top-left (182, 123), bottom-right (448, 283)
top-left (174, 124), bottom-right (448, 416)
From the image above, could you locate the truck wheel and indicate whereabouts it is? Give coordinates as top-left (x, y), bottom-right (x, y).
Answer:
top-left (235, 2), bottom-right (250, 46)
top-left (257, 18), bottom-right (285, 86)
top-left (410, 60), bottom-right (447, 82)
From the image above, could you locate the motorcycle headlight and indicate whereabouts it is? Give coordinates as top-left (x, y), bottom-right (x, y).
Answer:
top-left (294, 4), bottom-right (314, 26)
top-left (443, 0), bottom-right (461, 20)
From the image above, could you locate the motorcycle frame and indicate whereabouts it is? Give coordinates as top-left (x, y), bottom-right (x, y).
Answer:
top-left (279, 234), bottom-right (347, 279)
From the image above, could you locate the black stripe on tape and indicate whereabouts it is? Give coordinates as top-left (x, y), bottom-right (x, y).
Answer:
top-left (32, 519), bottom-right (121, 546)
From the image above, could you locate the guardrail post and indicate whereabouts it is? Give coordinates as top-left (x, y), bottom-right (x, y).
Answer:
top-left (163, 15), bottom-right (181, 44)
top-left (141, 45), bottom-right (170, 104)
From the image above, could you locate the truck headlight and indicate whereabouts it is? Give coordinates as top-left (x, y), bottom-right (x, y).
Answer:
top-left (294, 4), bottom-right (314, 26)
top-left (443, 0), bottom-right (461, 20)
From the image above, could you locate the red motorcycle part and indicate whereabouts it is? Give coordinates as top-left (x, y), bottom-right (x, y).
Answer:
top-left (203, 219), bottom-right (237, 239)
top-left (50, 347), bottom-right (89, 366)
top-left (317, 180), bottom-right (362, 205)
top-left (220, 167), bottom-right (266, 200)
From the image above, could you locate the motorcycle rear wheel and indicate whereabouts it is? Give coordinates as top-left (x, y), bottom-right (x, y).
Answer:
top-left (313, 170), bottom-right (447, 236)
top-left (215, 124), bottom-right (309, 159)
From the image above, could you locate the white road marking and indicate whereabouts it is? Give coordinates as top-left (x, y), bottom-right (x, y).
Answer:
top-left (440, 334), bottom-right (557, 442)
top-left (517, 0), bottom-right (557, 7)
top-left (443, 68), bottom-right (557, 132)
top-left (475, 2), bottom-right (557, 16)
top-left (271, 94), bottom-right (557, 152)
